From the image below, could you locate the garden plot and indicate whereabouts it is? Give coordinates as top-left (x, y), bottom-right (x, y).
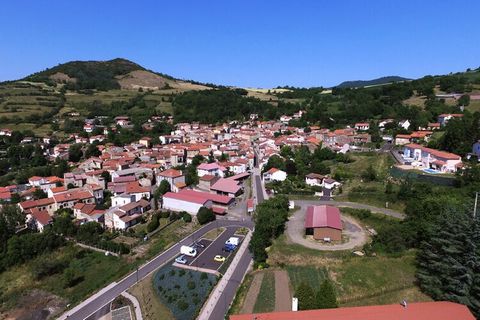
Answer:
top-left (153, 264), bottom-right (218, 320)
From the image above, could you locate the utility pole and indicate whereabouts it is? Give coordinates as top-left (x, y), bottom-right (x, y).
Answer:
top-left (474, 192), bottom-right (478, 219)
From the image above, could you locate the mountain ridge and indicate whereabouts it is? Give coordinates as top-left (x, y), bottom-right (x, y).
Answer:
top-left (336, 76), bottom-right (411, 89)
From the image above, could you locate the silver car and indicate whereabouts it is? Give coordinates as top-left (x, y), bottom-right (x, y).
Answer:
top-left (175, 255), bottom-right (187, 264)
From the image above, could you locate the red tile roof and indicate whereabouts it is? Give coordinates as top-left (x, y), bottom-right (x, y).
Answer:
top-left (304, 205), bottom-right (342, 230)
top-left (404, 143), bottom-right (461, 160)
top-left (163, 191), bottom-right (210, 205)
top-left (159, 169), bottom-right (183, 178)
top-left (19, 198), bottom-right (55, 210)
top-left (230, 301), bottom-right (475, 320)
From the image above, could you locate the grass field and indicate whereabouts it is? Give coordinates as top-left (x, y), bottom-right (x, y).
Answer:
top-left (0, 244), bottom-right (130, 312)
top-left (253, 271), bottom-right (276, 313)
top-left (262, 235), bottom-right (431, 307)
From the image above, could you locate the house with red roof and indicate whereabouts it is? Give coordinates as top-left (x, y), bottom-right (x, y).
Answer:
top-left (26, 208), bottom-right (53, 232)
top-left (197, 162), bottom-right (227, 178)
top-left (52, 189), bottom-right (96, 212)
top-left (262, 167), bottom-right (287, 182)
top-left (104, 199), bottom-right (150, 230)
top-left (210, 178), bottom-right (243, 197)
top-left (157, 169), bottom-right (185, 191)
top-left (403, 143), bottom-right (462, 173)
top-left (230, 301), bottom-right (474, 320)
top-left (73, 203), bottom-right (105, 223)
top-left (19, 198), bottom-right (56, 215)
top-left (305, 205), bottom-right (342, 241)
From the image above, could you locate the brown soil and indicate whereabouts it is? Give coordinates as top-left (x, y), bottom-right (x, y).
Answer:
top-left (274, 270), bottom-right (291, 312)
top-left (240, 273), bottom-right (264, 314)
top-left (1, 289), bottom-right (66, 320)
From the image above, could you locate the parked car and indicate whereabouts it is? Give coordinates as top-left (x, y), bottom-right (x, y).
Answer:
top-left (175, 255), bottom-right (187, 264)
top-left (180, 245), bottom-right (197, 257)
top-left (214, 255), bottom-right (226, 262)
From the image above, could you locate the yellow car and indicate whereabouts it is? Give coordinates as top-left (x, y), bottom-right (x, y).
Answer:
top-left (214, 255), bottom-right (226, 262)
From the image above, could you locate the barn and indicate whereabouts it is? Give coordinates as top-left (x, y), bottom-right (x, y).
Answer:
top-left (304, 205), bottom-right (342, 241)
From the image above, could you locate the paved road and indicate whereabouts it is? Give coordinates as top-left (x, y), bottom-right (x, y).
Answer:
top-left (58, 219), bottom-right (253, 320)
top-left (254, 175), bottom-right (264, 203)
top-left (208, 236), bottom-right (253, 320)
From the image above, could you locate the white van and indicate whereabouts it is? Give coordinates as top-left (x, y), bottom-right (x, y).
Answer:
top-left (225, 237), bottom-right (240, 246)
top-left (180, 245), bottom-right (197, 257)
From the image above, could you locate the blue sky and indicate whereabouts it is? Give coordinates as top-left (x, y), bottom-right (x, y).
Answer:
top-left (0, 0), bottom-right (479, 87)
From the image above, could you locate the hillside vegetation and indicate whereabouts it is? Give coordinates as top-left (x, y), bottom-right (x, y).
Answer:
top-left (337, 76), bottom-right (411, 88)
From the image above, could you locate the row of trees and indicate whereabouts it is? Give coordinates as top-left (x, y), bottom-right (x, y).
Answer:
top-left (295, 280), bottom-right (337, 310)
top-left (249, 195), bottom-right (289, 266)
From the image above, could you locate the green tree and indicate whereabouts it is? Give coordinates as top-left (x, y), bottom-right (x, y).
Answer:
top-left (68, 144), bottom-right (83, 162)
top-left (197, 207), bottom-right (215, 225)
top-left (154, 180), bottom-right (171, 209)
top-left (316, 279), bottom-right (338, 309)
top-left (296, 282), bottom-right (317, 310)
top-left (0, 205), bottom-right (23, 253)
top-left (458, 94), bottom-right (470, 106)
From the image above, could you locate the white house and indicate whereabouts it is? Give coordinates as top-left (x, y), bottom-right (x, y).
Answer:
top-left (263, 168), bottom-right (287, 182)
top-left (398, 120), bottom-right (411, 130)
top-left (323, 178), bottom-right (341, 190)
top-left (354, 122), bottom-right (370, 131)
top-left (437, 114), bottom-right (464, 126)
top-left (403, 143), bottom-right (462, 173)
top-left (305, 173), bottom-right (324, 187)
top-left (197, 163), bottom-right (227, 177)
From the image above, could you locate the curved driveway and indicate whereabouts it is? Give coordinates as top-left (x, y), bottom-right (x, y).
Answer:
top-left (59, 219), bottom-right (253, 320)
top-left (286, 199), bottom-right (403, 251)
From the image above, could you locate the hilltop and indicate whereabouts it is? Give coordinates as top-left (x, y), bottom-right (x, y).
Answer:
top-left (23, 58), bottom-right (210, 91)
top-left (337, 76), bottom-right (411, 88)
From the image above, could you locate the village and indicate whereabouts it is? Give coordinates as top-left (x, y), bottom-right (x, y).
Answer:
top-left (0, 107), bottom-right (471, 238)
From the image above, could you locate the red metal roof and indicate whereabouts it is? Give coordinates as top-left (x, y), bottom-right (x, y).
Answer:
top-left (230, 302), bottom-right (475, 320)
top-left (163, 191), bottom-right (209, 205)
top-left (211, 178), bottom-right (241, 194)
top-left (304, 205), bottom-right (342, 230)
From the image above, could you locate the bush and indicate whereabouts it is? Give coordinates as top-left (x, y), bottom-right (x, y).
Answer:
top-left (182, 213), bottom-right (192, 223)
top-left (197, 207), bottom-right (216, 225)
top-left (169, 212), bottom-right (178, 221)
top-left (147, 214), bottom-right (160, 233)
top-left (187, 281), bottom-right (196, 290)
top-left (160, 211), bottom-right (170, 219)
top-left (177, 299), bottom-right (189, 311)
top-left (32, 258), bottom-right (67, 280)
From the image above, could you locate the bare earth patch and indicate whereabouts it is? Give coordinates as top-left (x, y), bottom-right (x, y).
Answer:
top-left (1, 289), bottom-right (66, 320)
top-left (274, 270), bottom-right (291, 312)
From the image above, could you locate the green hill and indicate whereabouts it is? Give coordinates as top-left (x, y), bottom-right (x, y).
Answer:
top-left (337, 76), bottom-right (411, 89)
top-left (24, 58), bottom-right (149, 91)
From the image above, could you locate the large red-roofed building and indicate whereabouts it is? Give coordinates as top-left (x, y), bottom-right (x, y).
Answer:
top-left (230, 301), bottom-right (474, 320)
top-left (304, 205), bottom-right (342, 241)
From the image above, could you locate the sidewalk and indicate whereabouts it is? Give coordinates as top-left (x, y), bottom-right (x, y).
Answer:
top-left (197, 231), bottom-right (252, 320)
top-left (121, 292), bottom-right (143, 320)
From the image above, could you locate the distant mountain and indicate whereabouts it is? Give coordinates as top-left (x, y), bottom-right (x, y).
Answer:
top-left (336, 76), bottom-right (411, 89)
top-left (23, 58), bottom-right (208, 91)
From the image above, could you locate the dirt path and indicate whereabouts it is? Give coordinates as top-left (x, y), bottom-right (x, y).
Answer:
top-left (274, 270), bottom-right (291, 312)
top-left (240, 273), bottom-right (264, 314)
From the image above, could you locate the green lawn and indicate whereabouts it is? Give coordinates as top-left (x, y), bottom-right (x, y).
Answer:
top-left (0, 244), bottom-right (131, 311)
top-left (253, 271), bottom-right (276, 313)
top-left (265, 235), bottom-right (431, 307)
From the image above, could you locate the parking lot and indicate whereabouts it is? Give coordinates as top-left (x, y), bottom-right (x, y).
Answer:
top-left (173, 226), bottom-right (244, 272)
